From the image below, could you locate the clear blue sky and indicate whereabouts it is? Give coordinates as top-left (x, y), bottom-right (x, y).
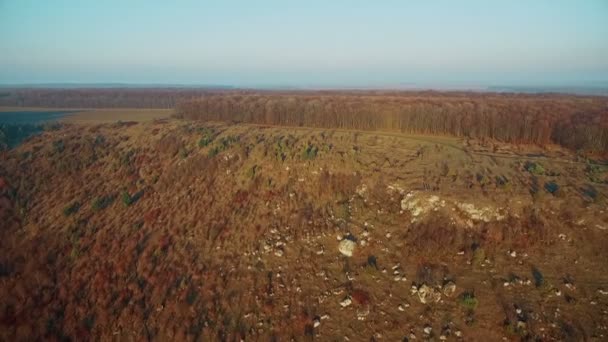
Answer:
top-left (1, 0), bottom-right (607, 87)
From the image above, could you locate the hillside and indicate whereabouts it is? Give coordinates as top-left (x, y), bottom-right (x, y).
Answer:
top-left (1, 118), bottom-right (608, 340)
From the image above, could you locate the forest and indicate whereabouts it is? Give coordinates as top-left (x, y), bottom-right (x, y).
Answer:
top-left (1, 88), bottom-right (607, 153)
top-left (177, 92), bottom-right (608, 153)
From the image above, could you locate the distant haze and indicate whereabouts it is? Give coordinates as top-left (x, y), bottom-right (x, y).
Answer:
top-left (1, 0), bottom-right (607, 89)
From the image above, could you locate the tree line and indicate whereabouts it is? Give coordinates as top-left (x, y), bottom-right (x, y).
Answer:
top-left (176, 92), bottom-right (608, 153)
top-left (1, 89), bottom-right (606, 153)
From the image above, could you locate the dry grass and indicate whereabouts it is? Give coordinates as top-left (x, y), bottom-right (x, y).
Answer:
top-left (0, 119), bottom-right (607, 340)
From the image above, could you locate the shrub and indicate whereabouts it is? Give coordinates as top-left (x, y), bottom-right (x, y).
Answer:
top-left (63, 201), bottom-right (80, 216)
top-left (458, 291), bottom-right (478, 310)
top-left (92, 195), bottom-right (115, 211)
top-left (122, 190), bottom-right (144, 206)
top-left (302, 144), bottom-right (318, 160)
top-left (532, 267), bottom-right (544, 287)
top-left (198, 128), bottom-right (215, 147)
top-left (524, 161), bottom-right (545, 175)
top-left (544, 181), bottom-right (559, 194)
top-left (208, 135), bottom-right (238, 157)
top-left (122, 191), bottom-right (133, 206)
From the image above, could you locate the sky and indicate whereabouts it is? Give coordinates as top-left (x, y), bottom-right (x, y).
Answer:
top-left (0, 0), bottom-right (607, 88)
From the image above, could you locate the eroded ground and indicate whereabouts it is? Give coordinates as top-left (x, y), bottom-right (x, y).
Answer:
top-left (1, 119), bottom-right (607, 341)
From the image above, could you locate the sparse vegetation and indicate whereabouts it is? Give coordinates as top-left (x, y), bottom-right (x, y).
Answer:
top-left (91, 195), bottom-right (115, 211)
top-left (458, 291), bottom-right (479, 310)
top-left (63, 201), bottom-right (80, 216)
top-left (1, 117), bottom-right (606, 341)
top-left (525, 161), bottom-right (545, 175)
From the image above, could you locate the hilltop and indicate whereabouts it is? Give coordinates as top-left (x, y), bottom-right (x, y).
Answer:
top-left (1, 117), bottom-right (607, 340)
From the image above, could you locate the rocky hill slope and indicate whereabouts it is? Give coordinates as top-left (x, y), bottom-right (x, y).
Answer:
top-left (0, 119), bottom-right (607, 340)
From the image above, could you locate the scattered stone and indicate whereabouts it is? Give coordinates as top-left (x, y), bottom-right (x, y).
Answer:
top-left (313, 316), bottom-right (321, 328)
top-left (398, 304), bottom-right (406, 312)
top-left (417, 284), bottom-right (442, 304)
top-left (340, 297), bottom-right (352, 307)
top-left (356, 307), bottom-right (369, 320)
top-left (274, 249), bottom-right (284, 257)
top-left (338, 239), bottom-right (356, 257)
top-left (454, 330), bottom-right (462, 337)
top-left (423, 325), bottom-right (432, 335)
top-left (443, 281), bottom-right (457, 297)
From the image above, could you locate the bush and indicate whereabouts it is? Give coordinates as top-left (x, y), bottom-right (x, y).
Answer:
top-left (122, 190), bottom-right (143, 206)
top-left (532, 267), bottom-right (544, 287)
top-left (544, 181), bottom-right (559, 194)
top-left (198, 128), bottom-right (215, 147)
top-left (92, 195), bottom-right (115, 211)
top-left (207, 135), bottom-right (238, 157)
top-left (302, 144), bottom-right (318, 160)
top-left (458, 291), bottom-right (478, 310)
top-left (63, 201), bottom-right (80, 216)
top-left (524, 161), bottom-right (545, 175)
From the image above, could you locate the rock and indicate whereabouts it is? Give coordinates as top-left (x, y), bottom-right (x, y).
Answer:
top-left (340, 297), bottom-right (352, 307)
top-left (398, 304), bottom-right (406, 311)
top-left (423, 325), bottom-right (432, 335)
top-left (356, 307), bottom-right (369, 320)
top-left (313, 316), bottom-right (321, 328)
top-left (338, 239), bottom-right (356, 257)
top-left (442, 281), bottom-right (456, 297)
top-left (274, 249), bottom-right (284, 257)
top-left (417, 284), bottom-right (442, 304)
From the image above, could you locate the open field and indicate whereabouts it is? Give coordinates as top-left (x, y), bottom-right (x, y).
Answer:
top-left (61, 108), bottom-right (173, 124)
top-left (1, 117), bottom-right (607, 340)
top-left (0, 107), bottom-right (173, 124)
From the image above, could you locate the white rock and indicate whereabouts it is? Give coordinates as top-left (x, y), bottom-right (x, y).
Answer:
top-left (442, 281), bottom-right (456, 297)
top-left (424, 326), bottom-right (432, 335)
top-left (340, 297), bottom-right (352, 307)
top-left (417, 284), bottom-right (441, 304)
top-left (338, 239), bottom-right (356, 257)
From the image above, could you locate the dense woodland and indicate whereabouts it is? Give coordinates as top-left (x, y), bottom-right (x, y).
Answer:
top-left (177, 93), bottom-right (608, 153)
top-left (1, 88), bottom-right (607, 153)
